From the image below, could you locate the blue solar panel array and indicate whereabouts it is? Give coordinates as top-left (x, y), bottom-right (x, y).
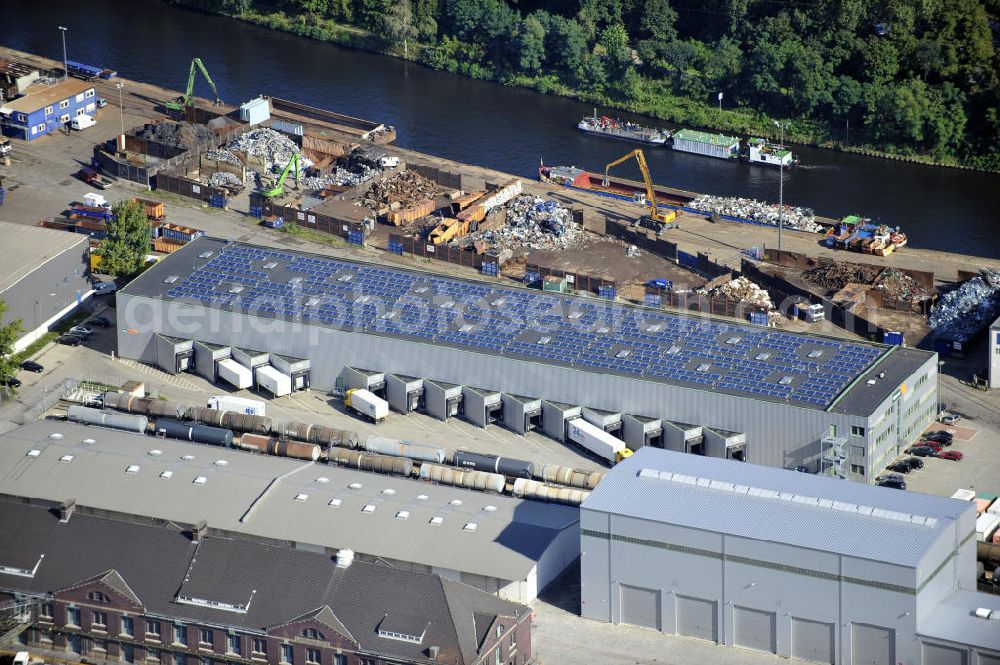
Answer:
top-left (165, 244), bottom-right (886, 409)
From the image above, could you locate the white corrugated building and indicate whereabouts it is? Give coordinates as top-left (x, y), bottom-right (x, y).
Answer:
top-left (580, 447), bottom-right (1000, 664)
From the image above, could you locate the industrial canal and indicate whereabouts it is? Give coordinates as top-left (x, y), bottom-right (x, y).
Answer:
top-left (2, 0), bottom-right (1000, 257)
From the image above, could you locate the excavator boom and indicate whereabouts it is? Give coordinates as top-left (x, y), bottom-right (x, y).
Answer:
top-left (603, 148), bottom-right (675, 227)
top-left (166, 57), bottom-right (222, 111)
top-left (263, 153), bottom-right (301, 199)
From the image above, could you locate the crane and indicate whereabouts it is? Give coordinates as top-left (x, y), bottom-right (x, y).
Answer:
top-left (603, 148), bottom-right (677, 231)
top-left (262, 153), bottom-right (301, 199)
top-left (165, 58), bottom-right (222, 112)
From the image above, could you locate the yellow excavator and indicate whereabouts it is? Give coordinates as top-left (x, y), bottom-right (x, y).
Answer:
top-left (603, 148), bottom-right (677, 232)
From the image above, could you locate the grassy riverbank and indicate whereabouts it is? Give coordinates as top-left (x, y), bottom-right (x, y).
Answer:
top-left (166, 1), bottom-right (1000, 173)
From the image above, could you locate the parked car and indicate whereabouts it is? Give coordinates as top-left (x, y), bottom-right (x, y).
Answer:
top-left (793, 465), bottom-right (810, 473)
top-left (905, 457), bottom-right (924, 470)
top-left (907, 446), bottom-right (937, 457)
top-left (90, 316), bottom-right (111, 327)
top-left (939, 413), bottom-right (961, 425)
top-left (886, 461), bottom-right (911, 474)
top-left (20, 360), bottom-right (44, 373)
top-left (937, 450), bottom-right (963, 461)
top-left (877, 477), bottom-right (907, 490)
top-left (97, 97), bottom-right (108, 108)
top-left (93, 281), bottom-right (117, 295)
top-left (2, 376), bottom-right (22, 388)
top-left (69, 326), bottom-right (93, 337)
top-left (922, 431), bottom-right (954, 444)
top-left (56, 334), bottom-right (85, 346)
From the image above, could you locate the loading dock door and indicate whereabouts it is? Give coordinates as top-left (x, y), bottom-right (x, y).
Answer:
top-left (852, 624), bottom-right (894, 665)
top-left (619, 585), bottom-right (660, 630)
top-left (734, 606), bottom-right (776, 653)
top-left (921, 643), bottom-right (967, 665)
top-left (791, 617), bottom-right (834, 664)
top-left (676, 596), bottom-right (717, 642)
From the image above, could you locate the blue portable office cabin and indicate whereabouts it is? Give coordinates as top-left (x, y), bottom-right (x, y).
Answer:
top-left (0, 79), bottom-right (97, 141)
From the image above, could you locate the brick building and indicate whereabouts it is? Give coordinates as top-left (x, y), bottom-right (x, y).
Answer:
top-left (1, 500), bottom-right (532, 665)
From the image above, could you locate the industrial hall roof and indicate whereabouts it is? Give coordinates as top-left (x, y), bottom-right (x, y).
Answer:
top-left (582, 447), bottom-right (972, 568)
top-left (0, 221), bottom-right (88, 293)
top-left (0, 500), bottom-right (528, 665)
top-left (0, 421), bottom-right (578, 584)
top-left (123, 238), bottom-right (933, 416)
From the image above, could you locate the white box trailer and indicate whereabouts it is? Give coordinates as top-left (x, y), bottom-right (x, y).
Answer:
top-left (217, 358), bottom-right (253, 390)
top-left (255, 365), bottom-right (292, 397)
top-left (207, 395), bottom-right (266, 417)
top-left (346, 388), bottom-right (389, 423)
top-left (567, 417), bottom-right (632, 464)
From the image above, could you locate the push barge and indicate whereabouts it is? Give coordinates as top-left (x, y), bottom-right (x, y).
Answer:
top-left (578, 110), bottom-right (670, 146)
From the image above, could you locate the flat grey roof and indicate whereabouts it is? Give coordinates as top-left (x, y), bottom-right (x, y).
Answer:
top-left (121, 238), bottom-right (933, 416)
top-left (0, 421), bottom-right (578, 583)
top-left (0, 221), bottom-right (88, 293)
top-left (582, 447), bottom-right (972, 567)
top-left (918, 590), bottom-right (1000, 651)
top-left (0, 501), bottom-right (527, 665)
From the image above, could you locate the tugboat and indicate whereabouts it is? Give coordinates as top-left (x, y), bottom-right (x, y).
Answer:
top-left (578, 109), bottom-right (670, 146)
top-left (744, 137), bottom-right (798, 167)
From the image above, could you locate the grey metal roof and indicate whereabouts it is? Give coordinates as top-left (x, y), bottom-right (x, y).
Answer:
top-left (917, 590), bottom-right (1000, 651)
top-left (0, 501), bottom-right (528, 665)
top-left (0, 421), bottom-right (577, 583)
top-left (0, 221), bottom-right (88, 293)
top-left (120, 237), bottom-right (932, 416)
top-left (582, 447), bottom-right (972, 567)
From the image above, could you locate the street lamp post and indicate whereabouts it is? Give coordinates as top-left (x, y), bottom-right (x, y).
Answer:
top-left (116, 82), bottom-right (125, 138)
top-left (58, 26), bottom-right (68, 81)
top-left (774, 120), bottom-right (786, 251)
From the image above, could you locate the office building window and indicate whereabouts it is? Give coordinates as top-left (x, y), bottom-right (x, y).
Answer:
top-left (228, 635), bottom-right (240, 655)
top-left (280, 644), bottom-right (293, 664)
top-left (510, 631), bottom-right (516, 647)
top-left (148, 648), bottom-right (161, 662)
top-left (88, 591), bottom-right (107, 602)
top-left (332, 656), bottom-right (346, 665)
top-left (85, 89), bottom-right (95, 98)
top-left (122, 616), bottom-right (134, 636)
top-left (174, 625), bottom-right (188, 646)
top-left (59, 100), bottom-right (69, 109)
top-left (147, 620), bottom-right (161, 640)
top-left (93, 611), bottom-right (108, 629)
top-left (67, 607), bottom-right (81, 626)
top-left (851, 425), bottom-right (866, 437)
top-left (495, 647), bottom-right (501, 665)
top-left (16, 113), bottom-right (26, 122)
top-left (251, 639), bottom-right (266, 656)
top-left (305, 649), bottom-right (320, 664)
top-left (45, 106), bottom-right (53, 115)
top-left (40, 603), bottom-right (53, 619)
top-left (851, 464), bottom-right (865, 476)
top-left (199, 629), bottom-right (213, 646)
top-left (93, 639), bottom-right (108, 652)
top-left (175, 654), bottom-right (187, 665)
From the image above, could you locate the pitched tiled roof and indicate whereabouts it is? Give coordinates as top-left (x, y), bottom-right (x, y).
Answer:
top-left (0, 501), bottom-right (530, 665)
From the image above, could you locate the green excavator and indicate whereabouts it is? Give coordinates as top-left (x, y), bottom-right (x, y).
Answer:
top-left (165, 58), bottom-right (222, 113)
top-left (262, 153), bottom-right (301, 199)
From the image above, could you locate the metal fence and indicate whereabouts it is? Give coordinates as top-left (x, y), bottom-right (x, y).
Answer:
top-left (388, 233), bottom-right (483, 269)
top-left (524, 262), bottom-right (615, 295)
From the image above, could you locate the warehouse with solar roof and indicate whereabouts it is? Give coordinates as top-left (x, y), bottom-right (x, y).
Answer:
top-left (117, 238), bottom-right (938, 482)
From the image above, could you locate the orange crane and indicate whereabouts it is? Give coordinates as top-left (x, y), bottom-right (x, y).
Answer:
top-left (603, 148), bottom-right (677, 231)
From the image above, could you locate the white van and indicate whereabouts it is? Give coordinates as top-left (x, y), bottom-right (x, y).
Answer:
top-left (83, 192), bottom-right (111, 209)
top-left (71, 114), bottom-right (96, 131)
top-left (13, 652), bottom-right (30, 665)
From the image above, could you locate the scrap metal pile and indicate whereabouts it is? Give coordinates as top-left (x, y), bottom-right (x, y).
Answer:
top-left (803, 262), bottom-right (927, 301)
top-left (223, 128), bottom-right (306, 174)
top-left (690, 194), bottom-right (822, 233)
top-left (208, 171), bottom-right (243, 191)
top-left (698, 276), bottom-right (774, 310)
top-left (301, 163), bottom-right (379, 190)
top-left (458, 196), bottom-right (585, 252)
top-left (361, 171), bottom-right (438, 209)
top-left (132, 121), bottom-right (214, 148)
top-left (928, 267), bottom-right (1000, 343)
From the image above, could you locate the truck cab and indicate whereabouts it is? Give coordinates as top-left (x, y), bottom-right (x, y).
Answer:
top-left (0, 138), bottom-right (11, 156)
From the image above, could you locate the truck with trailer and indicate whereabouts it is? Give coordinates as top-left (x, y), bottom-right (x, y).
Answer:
top-left (255, 365), bottom-right (292, 397)
top-left (567, 417), bottom-right (633, 464)
top-left (207, 395), bottom-right (266, 417)
top-left (78, 166), bottom-right (116, 190)
top-left (345, 388), bottom-right (389, 423)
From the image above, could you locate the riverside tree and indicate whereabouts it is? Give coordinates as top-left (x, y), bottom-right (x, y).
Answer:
top-left (0, 301), bottom-right (23, 388)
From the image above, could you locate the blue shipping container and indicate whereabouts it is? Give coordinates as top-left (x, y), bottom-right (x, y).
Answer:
top-left (348, 231), bottom-right (364, 246)
top-left (524, 271), bottom-right (541, 286)
top-left (750, 311), bottom-right (769, 326)
top-left (644, 294), bottom-right (662, 308)
top-left (387, 240), bottom-right (404, 255)
top-left (481, 262), bottom-right (498, 276)
top-left (883, 331), bottom-right (904, 346)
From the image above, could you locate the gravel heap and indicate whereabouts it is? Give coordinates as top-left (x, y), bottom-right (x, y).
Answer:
top-left (131, 121), bottom-right (214, 148)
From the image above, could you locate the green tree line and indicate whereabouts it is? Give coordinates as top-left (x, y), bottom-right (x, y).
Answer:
top-left (173, 0), bottom-right (1000, 168)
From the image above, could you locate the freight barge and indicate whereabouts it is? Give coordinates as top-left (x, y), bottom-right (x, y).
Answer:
top-left (578, 110), bottom-right (670, 146)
